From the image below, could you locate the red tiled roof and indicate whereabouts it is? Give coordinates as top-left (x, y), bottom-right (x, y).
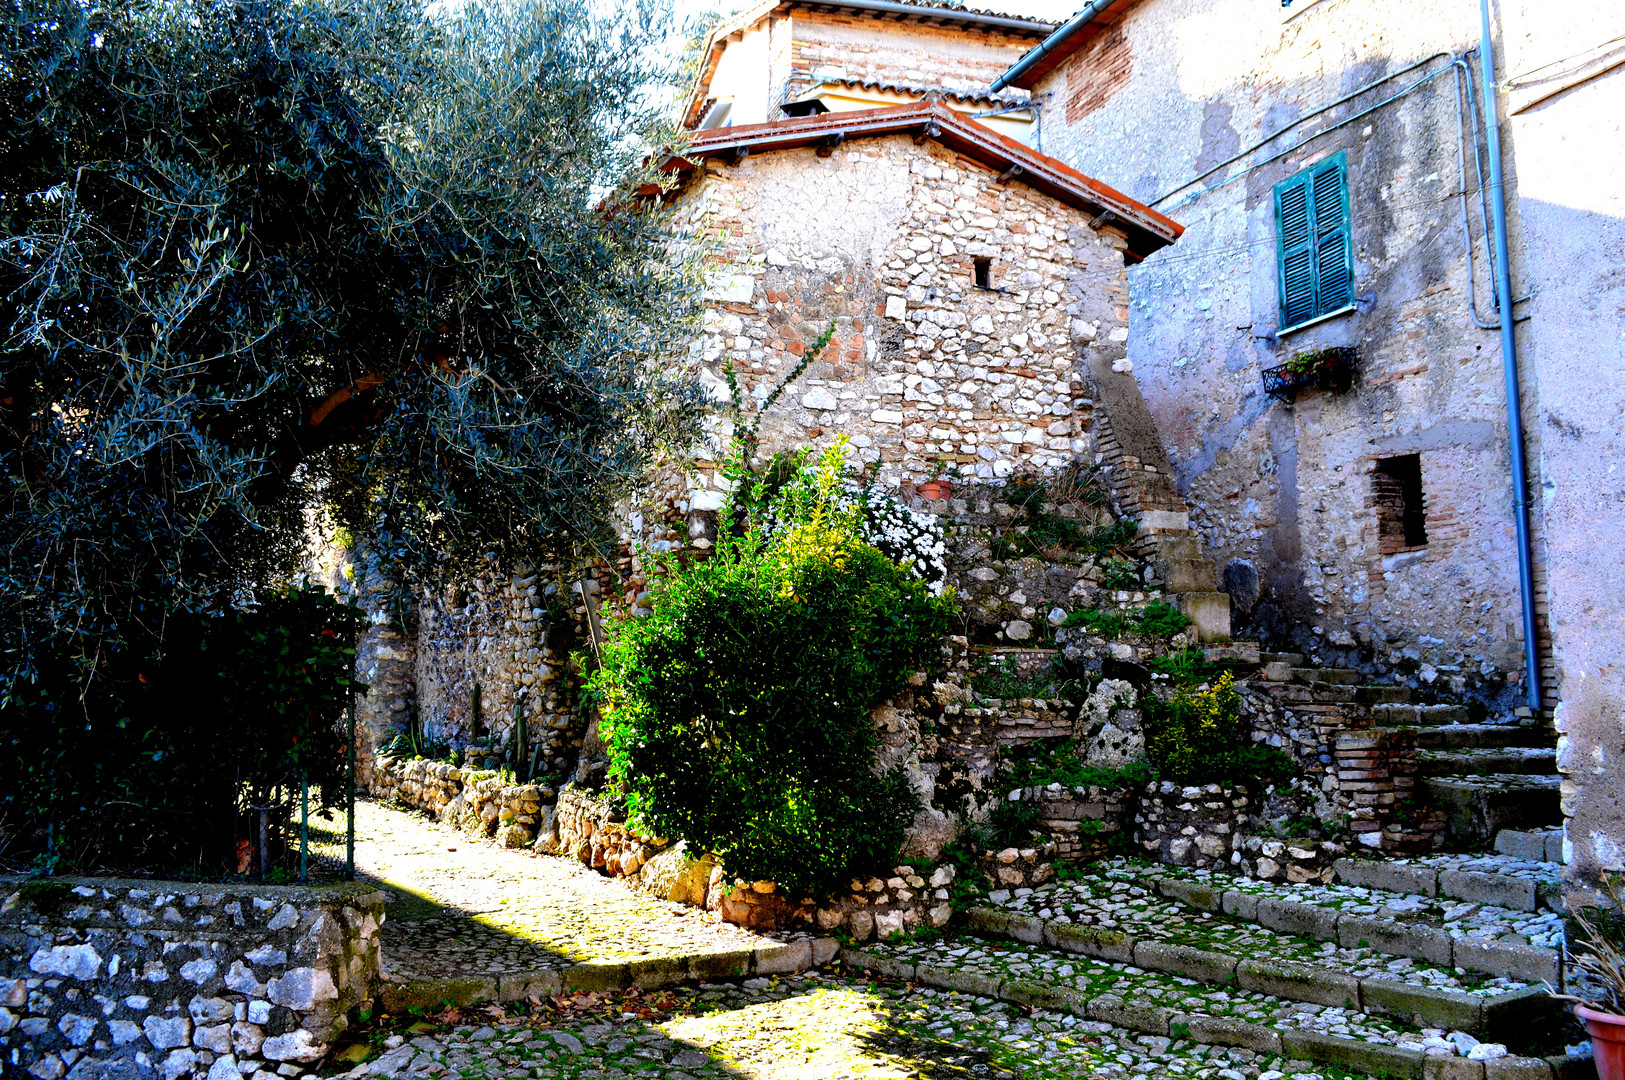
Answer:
top-left (669, 102), bottom-right (1183, 261)
top-left (996, 0), bottom-right (1142, 91)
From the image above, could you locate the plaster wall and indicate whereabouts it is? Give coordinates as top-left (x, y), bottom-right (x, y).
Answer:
top-left (1028, 0), bottom-right (1538, 697)
top-left (1497, 1), bottom-right (1625, 889)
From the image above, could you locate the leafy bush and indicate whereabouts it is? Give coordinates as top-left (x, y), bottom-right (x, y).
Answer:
top-left (1137, 601), bottom-right (1193, 637)
top-left (594, 447), bottom-right (955, 896)
top-left (1141, 673), bottom-right (1290, 788)
top-left (1148, 647), bottom-right (1250, 687)
top-left (994, 740), bottom-right (1153, 794)
top-left (1061, 602), bottom-right (1190, 639)
top-left (0, 587), bottom-right (362, 875)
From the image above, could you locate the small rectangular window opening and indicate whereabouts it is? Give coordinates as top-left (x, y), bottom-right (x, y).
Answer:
top-left (1373, 453), bottom-right (1427, 553)
top-left (973, 257), bottom-right (993, 290)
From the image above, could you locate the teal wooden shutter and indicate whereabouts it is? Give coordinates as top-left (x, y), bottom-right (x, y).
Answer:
top-left (1275, 172), bottom-right (1317, 327)
top-left (1275, 150), bottom-right (1352, 327)
top-left (1311, 153), bottom-right (1352, 312)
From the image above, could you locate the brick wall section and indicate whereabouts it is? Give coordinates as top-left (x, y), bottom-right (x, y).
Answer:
top-left (786, 14), bottom-right (1039, 103)
top-left (1064, 26), bottom-right (1133, 125)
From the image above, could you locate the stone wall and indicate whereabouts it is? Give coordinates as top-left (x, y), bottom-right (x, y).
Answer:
top-left (1, 878), bottom-right (384, 1080)
top-left (666, 132), bottom-right (1128, 500)
top-left (1007, 785), bottom-right (1133, 861)
top-left (1233, 834), bottom-right (1348, 885)
top-left (1134, 781), bottom-right (1252, 870)
top-left (370, 756), bottom-right (556, 851)
top-left (1026, 0), bottom-right (1541, 695)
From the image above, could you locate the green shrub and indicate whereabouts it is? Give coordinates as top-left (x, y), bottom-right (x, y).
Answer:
top-left (1142, 673), bottom-right (1290, 787)
top-left (1062, 608), bottom-right (1130, 636)
top-left (969, 654), bottom-right (1090, 702)
top-left (1136, 601), bottom-right (1192, 637)
top-left (593, 446), bottom-right (955, 896)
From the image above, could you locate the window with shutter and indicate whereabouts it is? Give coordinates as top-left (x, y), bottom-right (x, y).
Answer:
top-left (1274, 151), bottom-right (1354, 331)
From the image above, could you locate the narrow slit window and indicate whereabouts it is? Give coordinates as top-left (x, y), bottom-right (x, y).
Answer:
top-left (973, 257), bottom-right (993, 290)
top-left (1373, 454), bottom-right (1427, 553)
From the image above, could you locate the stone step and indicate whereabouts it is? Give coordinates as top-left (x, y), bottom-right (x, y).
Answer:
top-left (1422, 774), bottom-right (1564, 849)
top-left (977, 860), bottom-right (1563, 991)
top-left (1395, 723), bottom-right (1553, 750)
top-left (1290, 666), bottom-right (1362, 685)
top-left (1152, 533), bottom-right (1202, 560)
top-left (1496, 827), bottom-right (1566, 864)
top-left (1173, 590), bottom-right (1231, 643)
top-left (1373, 703), bottom-right (1474, 726)
top-left (1261, 652), bottom-right (1305, 666)
top-left (1333, 854), bottom-right (1563, 914)
top-left (1276, 682), bottom-right (1415, 705)
top-left (1420, 747), bottom-right (1558, 776)
top-left (845, 935), bottom-right (1564, 1075)
top-left (1154, 556), bottom-right (1218, 592)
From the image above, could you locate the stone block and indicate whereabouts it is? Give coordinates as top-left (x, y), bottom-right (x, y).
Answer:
top-left (1454, 938), bottom-right (1561, 983)
top-left (562, 961), bottom-right (631, 993)
top-left (1256, 897), bottom-right (1340, 940)
top-left (916, 964), bottom-right (1002, 998)
top-left (1221, 890), bottom-right (1260, 920)
top-left (754, 941), bottom-right (812, 975)
top-left (627, 956), bottom-right (687, 989)
top-left (1484, 1059), bottom-right (1556, 1079)
top-left (966, 907), bottom-right (1012, 936)
top-left (1133, 941), bottom-right (1236, 984)
top-left (1281, 1029), bottom-right (1426, 1077)
top-left (1000, 978), bottom-right (1083, 1013)
top-left (1338, 915), bottom-right (1454, 966)
top-left (1481, 985), bottom-right (1561, 1030)
top-left (1237, 958), bottom-right (1359, 1010)
top-left (811, 938), bottom-right (839, 966)
top-left (1180, 1014), bottom-right (1283, 1054)
top-left (1157, 878), bottom-right (1222, 912)
top-left (1425, 1059), bottom-right (1486, 1080)
top-left (1087, 994), bottom-right (1172, 1035)
top-left (1359, 978), bottom-right (1482, 1030)
top-left (1044, 922), bottom-right (1135, 963)
top-left (1336, 857), bottom-right (1438, 896)
top-left (1005, 913), bottom-right (1045, 945)
top-left (379, 976), bottom-right (495, 1012)
top-left (497, 971), bottom-right (563, 1001)
top-left (840, 948), bottom-right (913, 981)
top-left (1441, 870), bottom-right (1539, 912)
top-left (686, 949), bottom-right (753, 981)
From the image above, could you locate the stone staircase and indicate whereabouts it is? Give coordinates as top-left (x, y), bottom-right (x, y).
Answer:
top-left (844, 855), bottom-right (1589, 1077)
top-left (1252, 654), bottom-right (1563, 855)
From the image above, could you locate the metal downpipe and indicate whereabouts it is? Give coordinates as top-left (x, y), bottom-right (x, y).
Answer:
top-left (1478, 0), bottom-right (1542, 711)
top-left (991, 0), bottom-right (1114, 92)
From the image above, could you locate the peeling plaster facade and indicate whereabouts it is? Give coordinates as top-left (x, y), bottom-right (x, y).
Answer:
top-left (1024, 0), bottom-right (1546, 703)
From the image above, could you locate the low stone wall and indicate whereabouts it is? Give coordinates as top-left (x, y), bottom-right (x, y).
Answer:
top-left (1134, 782), bottom-right (1251, 869)
top-left (1234, 834), bottom-right (1348, 885)
top-left (370, 756), bottom-right (555, 849)
top-left (712, 863), bottom-right (958, 941)
top-left (979, 842), bottom-right (1060, 891)
top-left (1, 878), bottom-right (385, 1080)
top-left (1006, 785), bottom-right (1132, 860)
top-left (550, 786), bottom-right (671, 878)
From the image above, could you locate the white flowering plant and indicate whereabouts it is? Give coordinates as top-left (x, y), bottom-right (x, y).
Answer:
top-left (721, 438), bottom-right (950, 595)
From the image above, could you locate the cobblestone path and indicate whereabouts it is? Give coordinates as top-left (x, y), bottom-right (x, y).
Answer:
top-left (345, 971), bottom-right (1387, 1080)
top-left (353, 799), bottom-right (776, 982)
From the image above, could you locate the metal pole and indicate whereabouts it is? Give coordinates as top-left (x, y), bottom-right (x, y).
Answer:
top-left (1478, 0), bottom-right (1542, 712)
top-left (299, 777), bottom-right (309, 884)
top-left (346, 696), bottom-right (356, 879)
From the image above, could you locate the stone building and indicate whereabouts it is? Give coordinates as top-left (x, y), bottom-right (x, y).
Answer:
top-left (993, 0), bottom-right (1625, 887)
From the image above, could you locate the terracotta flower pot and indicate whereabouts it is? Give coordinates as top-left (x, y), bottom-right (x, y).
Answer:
top-left (918, 480), bottom-right (953, 501)
top-left (1577, 1002), bottom-right (1625, 1080)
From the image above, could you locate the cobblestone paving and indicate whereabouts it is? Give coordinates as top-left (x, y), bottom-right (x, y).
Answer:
top-left (353, 799), bottom-right (778, 980)
top-left (1365, 852), bottom-right (1562, 882)
top-left (342, 971), bottom-right (1398, 1080)
top-left (995, 860), bottom-right (1562, 954)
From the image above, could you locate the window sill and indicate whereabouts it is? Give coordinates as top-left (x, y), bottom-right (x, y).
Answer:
top-left (1276, 303), bottom-right (1357, 338)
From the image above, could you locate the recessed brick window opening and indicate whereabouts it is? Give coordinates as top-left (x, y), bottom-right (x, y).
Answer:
top-left (1373, 453), bottom-right (1428, 553)
top-left (974, 257), bottom-right (993, 290)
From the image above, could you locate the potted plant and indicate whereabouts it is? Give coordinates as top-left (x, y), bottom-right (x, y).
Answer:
top-left (1553, 876), bottom-right (1625, 1078)
top-left (1261, 346), bottom-right (1358, 401)
top-left (918, 461), bottom-right (953, 502)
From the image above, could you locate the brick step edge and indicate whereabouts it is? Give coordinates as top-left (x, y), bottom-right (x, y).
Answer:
top-left (1149, 877), bottom-right (1562, 983)
top-left (840, 946), bottom-right (1586, 1080)
top-left (1334, 856), bottom-right (1563, 914)
top-left (963, 906), bottom-right (1554, 1035)
top-left (378, 937), bottom-right (839, 1010)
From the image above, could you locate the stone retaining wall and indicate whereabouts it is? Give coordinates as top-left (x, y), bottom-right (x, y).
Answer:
top-left (1233, 834), bottom-right (1348, 885)
top-left (1014, 785), bottom-right (1132, 860)
top-left (1134, 782), bottom-right (1251, 870)
top-left (979, 843), bottom-right (1060, 892)
top-left (370, 757), bottom-right (555, 849)
top-left (1, 878), bottom-right (384, 1080)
